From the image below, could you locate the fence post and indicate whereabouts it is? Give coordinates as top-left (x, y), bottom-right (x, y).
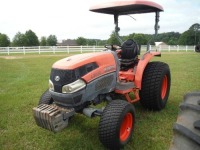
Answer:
top-left (93, 46), bottom-right (95, 52)
top-left (168, 45), bottom-right (170, 52)
top-left (53, 46), bottom-right (55, 54)
top-left (39, 46), bottom-right (41, 54)
top-left (81, 46), bottom-right (83, 53)
top-left (186, 45), bottom-right (188, 52)
top-left (67, 46), bottom-right (69, 54)
top-left (7, 47), bottom-right (10, 55)
top-left (23, 46), bottom-right (25, 55)
top-left (194, 46), bottom-right (195, 52)
top-left (177, 45), bottom-right (179, 52)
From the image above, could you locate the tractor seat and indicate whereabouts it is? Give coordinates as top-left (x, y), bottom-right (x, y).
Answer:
top-left (120, 39), bottom-right (140, 67)
top-left (121, 39), bottom-right (139, 59)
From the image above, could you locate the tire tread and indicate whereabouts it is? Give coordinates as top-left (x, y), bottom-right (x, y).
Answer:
top-left (139, 61), bottom-right (171, 110)
top-left (99, 100), bottom-right (135, 149)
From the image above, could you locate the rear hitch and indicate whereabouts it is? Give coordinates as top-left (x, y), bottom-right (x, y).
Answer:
top-left (33, 104), bottom-right (75, 132)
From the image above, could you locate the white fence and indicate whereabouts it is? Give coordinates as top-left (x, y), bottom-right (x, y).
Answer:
top-left (0, 45), bottom-right (196, 55)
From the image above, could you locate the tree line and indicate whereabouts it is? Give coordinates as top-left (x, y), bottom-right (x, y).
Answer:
top-left (76, 23), bottom-right (200, 46)
top-left (0, 30), bottom-right (57, 47)
top-left (0, 23), bottom-right (199, 47)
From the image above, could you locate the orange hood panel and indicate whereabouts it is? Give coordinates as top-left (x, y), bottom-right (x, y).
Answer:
top-left (52, 52), bottom-right (117, 82)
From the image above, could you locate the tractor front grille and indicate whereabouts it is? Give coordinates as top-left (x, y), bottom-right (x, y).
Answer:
top-left (50, 69), bottom-right (76, 93)
top-left (50, 62), bottom-right (98, 93)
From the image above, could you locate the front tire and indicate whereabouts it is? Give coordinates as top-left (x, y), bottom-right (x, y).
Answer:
top-left (98, 100), bottom-right (135, 150)
top-left (38, 89), bottom-right (53, 105)
top-left (139, 62), bottom-right (171, 111)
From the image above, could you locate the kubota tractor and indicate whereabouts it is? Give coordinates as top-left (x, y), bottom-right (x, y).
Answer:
top-left (33, 1), bottom-right (171, 149)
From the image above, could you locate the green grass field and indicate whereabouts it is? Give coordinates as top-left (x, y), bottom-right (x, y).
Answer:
top-left (0, 52), bottom-right (200, 150)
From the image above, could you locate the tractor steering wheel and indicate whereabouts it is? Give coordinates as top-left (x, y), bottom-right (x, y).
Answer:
top-left (104, 44), bottom-right (121, 51)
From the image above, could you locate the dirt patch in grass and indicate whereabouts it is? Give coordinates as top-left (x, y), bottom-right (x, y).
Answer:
top-left (0, 56), bottom-right (23, 59)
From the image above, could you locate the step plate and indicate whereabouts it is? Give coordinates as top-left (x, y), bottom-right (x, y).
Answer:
top-left (33, 104), bottom-right (75, 132)
top-left (115, 81), bottom-right (135, 91)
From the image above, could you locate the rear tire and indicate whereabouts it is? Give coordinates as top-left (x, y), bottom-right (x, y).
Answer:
top-left (139, 62), bottom-right (171, 110)
top-left (38, 89), bottom-right (54, 105)
top-left (98, 100), bottom-right (135, 150)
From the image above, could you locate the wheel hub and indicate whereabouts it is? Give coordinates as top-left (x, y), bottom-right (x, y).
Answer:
top-left (120, 113), bottom-right (133, 142)
top-left (161, 75), bottom-right (168, 99)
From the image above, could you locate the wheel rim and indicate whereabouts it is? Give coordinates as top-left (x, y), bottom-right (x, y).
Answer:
top-left (120, 113), bottom-right (133, 142)
top-left (161, 75), bottom-right (168, 100)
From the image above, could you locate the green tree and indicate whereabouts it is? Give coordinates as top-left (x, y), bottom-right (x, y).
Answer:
top-left (168, 37), bottom-right (179, 45)
top-left (87, 39), bottom-right (97, 46)
top-left (154, 32), bottom-right (180, 45)
top-left (124, 32), bottom-right (181, 45)
top-left (179, 23), bottom-right (200, 45)
top-left (189, 23), bottom-right (200, 31)
top-left (126, 33), bottom-right (135, 40)
top-left (107, 31), bottom-right (121, 45)
top-left (47, 35), bottom-right (57, 46)
top-left (98, 40), bottom-right (107, 46)
top-left (12, 32), bottom-right (27, 46)
top-left (25, 30), bottom-right (39, 46)
top-left (0, 33), bottom-right (10, 47)
top-left (189, 23), bottom-right (200, 45)
top-left (133, 34), bottom-right (148, 45)
top-left (178, 30), bottom-right (192, 45)
top-left (76, 37), bottom-right (87, 45)
top-left (40, 36), bottom-right (47, 46)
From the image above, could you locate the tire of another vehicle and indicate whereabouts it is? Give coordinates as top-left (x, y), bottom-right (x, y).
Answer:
top-left (139, 61), bottom-right (171, 111)
top-left (195, 45), bottom-right (200, 52)
top-left (38, 89), bottom-right (54, 105)
top-left (170, 92), bottom-right (200, 150)
top-left (98, 100), bottom-right (135, 150)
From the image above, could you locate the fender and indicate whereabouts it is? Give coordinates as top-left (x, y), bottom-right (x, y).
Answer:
top-left (135, 51), bottom-right (161, 89)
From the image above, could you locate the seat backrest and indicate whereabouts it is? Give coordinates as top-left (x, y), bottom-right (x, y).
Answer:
top-left (121, 39), bottom-right (139, 59)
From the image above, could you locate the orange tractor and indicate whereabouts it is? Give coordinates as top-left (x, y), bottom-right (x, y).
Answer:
top-left (33, 1), bottom-right (171, 149)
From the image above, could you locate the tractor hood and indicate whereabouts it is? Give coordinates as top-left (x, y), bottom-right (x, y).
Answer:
top-left (51, 52), bottom-right (118, 83)
top-left (52, 52), bottom-right (116, 70)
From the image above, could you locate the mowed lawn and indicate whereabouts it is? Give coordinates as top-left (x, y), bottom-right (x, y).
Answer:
top-left (0, 52), bottom-right (200, 150)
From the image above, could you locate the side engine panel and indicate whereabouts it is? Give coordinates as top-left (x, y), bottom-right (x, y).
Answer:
top-left (50, 71), bottom-right (117, 111)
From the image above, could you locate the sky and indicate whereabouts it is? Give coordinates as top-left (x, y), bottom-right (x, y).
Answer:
top-left (0, 0), bottom-right (199, 41)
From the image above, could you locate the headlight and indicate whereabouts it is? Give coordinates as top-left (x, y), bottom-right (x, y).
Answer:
top-left (62, 79), bottom-right (86, 93)
top-left (49, 80), bottom-right (54, 91)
